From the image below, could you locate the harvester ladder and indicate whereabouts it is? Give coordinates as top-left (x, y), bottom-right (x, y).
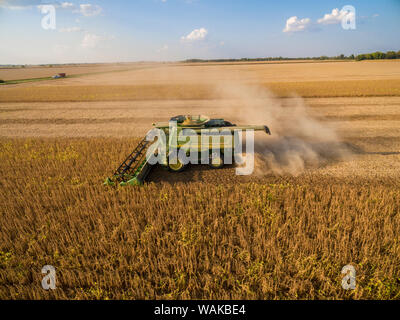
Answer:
top-left (113, 137), bottom-right (150, 181)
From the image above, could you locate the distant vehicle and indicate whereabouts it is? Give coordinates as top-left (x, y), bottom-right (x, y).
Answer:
top-left (52, 73), bottom-right (66, 79)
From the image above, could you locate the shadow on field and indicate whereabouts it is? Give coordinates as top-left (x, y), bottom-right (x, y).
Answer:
top-left (146, 164), bottom-right (242, 184)
top-left (146, 141), bottom-right (353, 184)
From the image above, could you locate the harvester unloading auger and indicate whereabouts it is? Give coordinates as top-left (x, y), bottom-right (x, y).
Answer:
top-left (105, 115), bottom-right (271, 186)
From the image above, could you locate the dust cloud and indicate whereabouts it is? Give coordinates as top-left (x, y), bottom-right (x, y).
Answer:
top-left (214, 83), bottom-right (351, 176)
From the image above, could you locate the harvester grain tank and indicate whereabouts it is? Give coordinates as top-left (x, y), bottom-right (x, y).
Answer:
top-left (105, 115), bottom-right (271, 186)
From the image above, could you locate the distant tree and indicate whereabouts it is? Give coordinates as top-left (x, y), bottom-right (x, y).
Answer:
top-left (356, 54), bottom-right (366, 61)
top-left (0, 79), bottom-right (4, 83)
top-left (386, 51), bottom-right (397, 59)
top-left (349, 54), bottom-right (355, 60)
top-left (371, 51), bottom-right (385, 59)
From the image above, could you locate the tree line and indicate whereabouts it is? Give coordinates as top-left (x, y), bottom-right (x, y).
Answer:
top-left (183, 50), bottom-right (400, 63)
top-left (355, 50), bottom-right (400, 61)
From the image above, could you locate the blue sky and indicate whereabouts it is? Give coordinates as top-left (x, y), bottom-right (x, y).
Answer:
top-left (0, 0), bottom-right (399, 64)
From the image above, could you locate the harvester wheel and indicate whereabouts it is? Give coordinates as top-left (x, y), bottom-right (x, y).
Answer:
top-left (168, 158), bottom-right (186, 172)
top-left (209, 152), bottom-right (224, 169)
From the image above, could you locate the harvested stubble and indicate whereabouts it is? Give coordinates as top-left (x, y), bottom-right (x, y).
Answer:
top-left (0, 138), bottom-right (399, 299)
top-left (0, 79), bottom-right (399, 102)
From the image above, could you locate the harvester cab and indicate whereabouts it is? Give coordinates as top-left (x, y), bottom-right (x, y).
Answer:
top-left (104, 115), bottom-right (271, 186)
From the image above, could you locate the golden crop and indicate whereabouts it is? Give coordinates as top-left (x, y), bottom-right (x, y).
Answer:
top-left (0, 138), bottom-right (399, 300)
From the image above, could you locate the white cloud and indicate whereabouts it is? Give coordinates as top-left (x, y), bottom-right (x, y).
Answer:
top-left (181, 28), bottom-right (208, 41)
top-left (2, 5), bottom-right (31, 10)
top-left (60, 27), bottom-right (82, 33)
top-left (283, 16), bottom-right (311, 33)
top-left (317, 8), bottom-right (355, 25)
top-left (77, 4), bottom-right (102, 17)
top-left (0, 1), bottom-right (76, 10)
top-left (0, 0), bottom-right (35, 10)
top-left (61, 2), bottom-right (74, 9)
top-left (81, 33), bottom-right (101, 48)
top-left (5, 5), bottom-right (31, 10)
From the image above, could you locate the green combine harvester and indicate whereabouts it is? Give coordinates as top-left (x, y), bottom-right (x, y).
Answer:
top-left (105, 115), bottom-right (271, 186)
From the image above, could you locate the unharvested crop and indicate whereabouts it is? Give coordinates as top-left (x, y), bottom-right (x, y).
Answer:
top-left (0, 138), bottom-right (400, 300)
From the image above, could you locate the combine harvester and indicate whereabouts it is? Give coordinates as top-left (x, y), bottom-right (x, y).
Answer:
top-left (105, 115), bottom-right (271, 186)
